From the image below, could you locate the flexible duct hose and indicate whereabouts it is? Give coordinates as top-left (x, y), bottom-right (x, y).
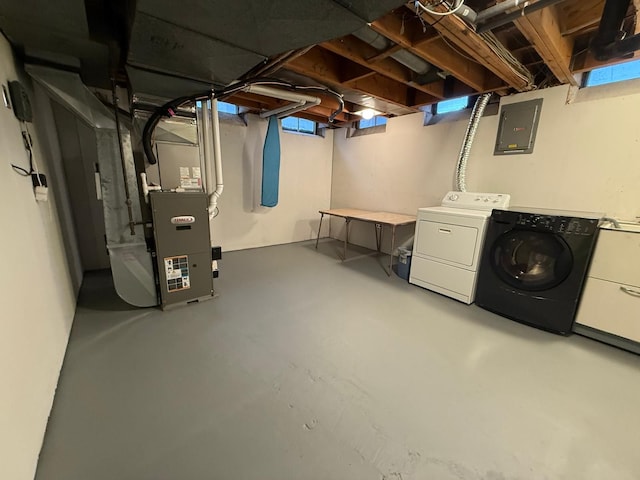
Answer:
top-left (455, 93), bottom-right (491, 192)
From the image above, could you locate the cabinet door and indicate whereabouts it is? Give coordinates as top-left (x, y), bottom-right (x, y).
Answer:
top-left (575, 277), bottom-right (640, 342)
top-left (588, 230), bottom-right (640, 286)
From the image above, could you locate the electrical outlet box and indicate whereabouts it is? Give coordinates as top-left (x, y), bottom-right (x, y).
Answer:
top-left (31, 173), bottom-right (47, 188)
top-left (494, 98), bottom-right (543, 155)
top-left (8, 81), bottom-right (32, 122)
top-left (34, 186), bottom-right (48, 202)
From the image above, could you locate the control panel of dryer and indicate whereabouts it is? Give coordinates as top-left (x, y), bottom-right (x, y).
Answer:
top-left (441, 191), bottom-right (511, 210)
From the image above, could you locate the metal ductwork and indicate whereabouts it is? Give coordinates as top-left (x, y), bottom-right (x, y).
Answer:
top-left (352, 26), bottom-right (437, 77)
top-left (26, 65), bottom-right (158, 307)
top-left (475, 0), bottom-right (570, 33)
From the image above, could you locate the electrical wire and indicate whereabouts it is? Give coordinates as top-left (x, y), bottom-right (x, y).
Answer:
top-left (480, 31), bottom-right (535, 89)
top-left (142, 78), bottom-right (344, 166)
top-left (440, 35), bottom-right (482, 64)
top-left (11, 123), bottom-right (36, 178)
top-left (412, 0), bottom-right (535, 90)
top-left (415, 0), bottom-right (465, 16)
top-left (25, 124), bottom-right (43, 186)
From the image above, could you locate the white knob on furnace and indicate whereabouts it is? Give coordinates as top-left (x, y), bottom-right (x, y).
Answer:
top-left (449, 194), bottom-right (459, 201)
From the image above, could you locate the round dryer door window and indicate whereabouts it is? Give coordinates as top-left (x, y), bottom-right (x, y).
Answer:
top-left (490, 231), bottom-right (573, 291)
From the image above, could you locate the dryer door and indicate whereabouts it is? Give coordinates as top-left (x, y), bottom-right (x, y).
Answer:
top-left (490, 230), bottom-right (573, 291)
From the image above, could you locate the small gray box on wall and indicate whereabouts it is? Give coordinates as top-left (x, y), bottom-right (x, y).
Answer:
top-left (494, 98), bottom-right (543, 155)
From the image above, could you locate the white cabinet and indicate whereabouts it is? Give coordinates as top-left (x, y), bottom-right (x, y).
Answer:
top-left (575, 227), bottom-right (640, 349)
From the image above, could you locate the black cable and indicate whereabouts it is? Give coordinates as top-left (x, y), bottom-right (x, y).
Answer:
top-left (142, 78), bottom-right (344, 166)
top-left (11, 164), bottom-right (30, 176)
top-left (142, 90), bottom-right (212, 165)
top-left (11, 128), bottom-right (34, 177)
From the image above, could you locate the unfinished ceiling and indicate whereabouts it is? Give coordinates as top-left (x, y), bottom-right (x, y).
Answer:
top-left (1, 0), bottom-right (639, 126)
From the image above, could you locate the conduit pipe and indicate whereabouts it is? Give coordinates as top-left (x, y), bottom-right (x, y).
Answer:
top-left (247, 85), bottom-right (320, 104)
top-left (259, 100), bottom-right (306, 119)
top-left (112, 80), bottom-right (136, 235)
top-left (455, 93), bottom-right (491, 192)
top-left (248, 85), bottom-right (322, 119)
top-left (591, 0), bottom-right (640, 61)
top-left (140, 172), bottom-right (161, 203)
top-left (476, 0), bottom-right (526, 23)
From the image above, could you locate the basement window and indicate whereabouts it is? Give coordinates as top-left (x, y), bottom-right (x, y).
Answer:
top-left (584, 59), bottom-right (640, 87)
top-left (216, 101), bottom-right (239, 114)
top-left (435, 96), bottom-right (469, 114)
top-left (281, 116), bottom-right (317, 135)
top-left (358, 116), bottom-right (388, 129)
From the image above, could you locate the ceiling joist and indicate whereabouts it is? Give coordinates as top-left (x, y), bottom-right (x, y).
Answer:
top-left (284, 45), bottom-right (439, 111)
top-left (409, 4), bottom-right (532, 91)
top-left (320, 36), bottom-right (446, 98)
top-left (370, 12), bottom-right (503, 93)
top-left (514, 4), bottom-right (579, 85)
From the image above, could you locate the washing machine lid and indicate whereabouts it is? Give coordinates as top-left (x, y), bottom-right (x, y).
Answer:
top-left (418, 206), bottom-right (494, 220)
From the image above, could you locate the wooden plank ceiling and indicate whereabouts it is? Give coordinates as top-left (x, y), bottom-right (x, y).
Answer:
top-left (226, 0), bottom-right (639, 126)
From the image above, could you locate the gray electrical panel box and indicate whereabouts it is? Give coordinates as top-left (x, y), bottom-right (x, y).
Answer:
top-left (150, 192), bottom-right (213, 309)
top-left (494, 98), bottom-right (543, 155)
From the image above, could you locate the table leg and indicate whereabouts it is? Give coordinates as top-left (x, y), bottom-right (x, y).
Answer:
top-left (343, 218), bottom-right (351, 261)
top-left (374, 223), bottom-right (382, 252)
top-left (388, 225), bottom-right (396, 277)
top-left (315, 213), bottom-right (324, 249)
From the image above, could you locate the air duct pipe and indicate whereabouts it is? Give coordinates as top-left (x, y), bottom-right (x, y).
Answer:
top-left (199, 99), bottom-right (224, 219)
top-left (455, 93), bottom-right (491, 192)
top-left (209, 99), bottom-right (224, 219)
top-left (476, 0), bottom-right (569, 33)
top-left (352, 26), bottom-right (435, 76)
top-left (476, 0), bottom-right (526, 23)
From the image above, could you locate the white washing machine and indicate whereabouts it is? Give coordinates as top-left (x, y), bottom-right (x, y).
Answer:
top-left (409, 191), bottom-right (510, 304)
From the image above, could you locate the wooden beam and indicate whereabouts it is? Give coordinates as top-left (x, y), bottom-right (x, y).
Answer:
top-left (370, 13), bottom-right (501, 93)
top-left (284, 46), bottom-right (434, 111)
top-left (321, 36), bottom-right (445, 98)
top-left (557, 0), bottom-right (605, 36)
top-left (515, 4), bottom-right (578, 86)
top-left (406, 5), bottom-right (532, 91)
top-left (341, 64), bottom-right (377, 84)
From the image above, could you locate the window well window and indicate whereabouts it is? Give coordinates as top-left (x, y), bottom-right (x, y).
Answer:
top-left (281, 116), bottom-right (317, 134)
top-left (436, 96), bottom-right (469, 114)
top-left (358, 116), bottom-right (387, 129)
top-left (584, 59), bottom-right (640, 87)
top-left (216, 101), bottom-right (239, 114)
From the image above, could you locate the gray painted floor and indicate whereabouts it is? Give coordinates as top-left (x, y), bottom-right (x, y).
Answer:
top-left (37, 240), bottom-right (640, 480)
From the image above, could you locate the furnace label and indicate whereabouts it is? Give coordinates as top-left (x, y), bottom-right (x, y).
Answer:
top-left (164, 255), bottom-right (191, 292)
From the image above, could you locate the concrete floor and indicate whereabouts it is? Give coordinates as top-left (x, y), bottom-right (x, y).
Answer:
top-left (36, 240), bottom-right (640, 480)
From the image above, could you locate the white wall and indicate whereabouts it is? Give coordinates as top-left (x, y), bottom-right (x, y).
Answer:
top-left (0, 38), bottom-right (77, 480)
top-left (332, 83), bottom-right (640, 252)
top-left (211, 115), bottom-right (333, 251)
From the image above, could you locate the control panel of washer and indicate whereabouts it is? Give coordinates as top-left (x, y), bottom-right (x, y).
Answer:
top-left (515, 214), bottom-right (598, 235)
top-left (441, 191), bottom-right (511, 210)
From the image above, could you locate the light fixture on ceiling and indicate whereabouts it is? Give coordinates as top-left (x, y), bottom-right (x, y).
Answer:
top-left (360, 108), bottom-right (375, 120)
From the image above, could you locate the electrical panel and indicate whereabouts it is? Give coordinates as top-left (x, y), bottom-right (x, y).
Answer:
top-left (494, 98), bottom-right (543, 155)
top-left (150, 191), bottom-right (213, 309)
